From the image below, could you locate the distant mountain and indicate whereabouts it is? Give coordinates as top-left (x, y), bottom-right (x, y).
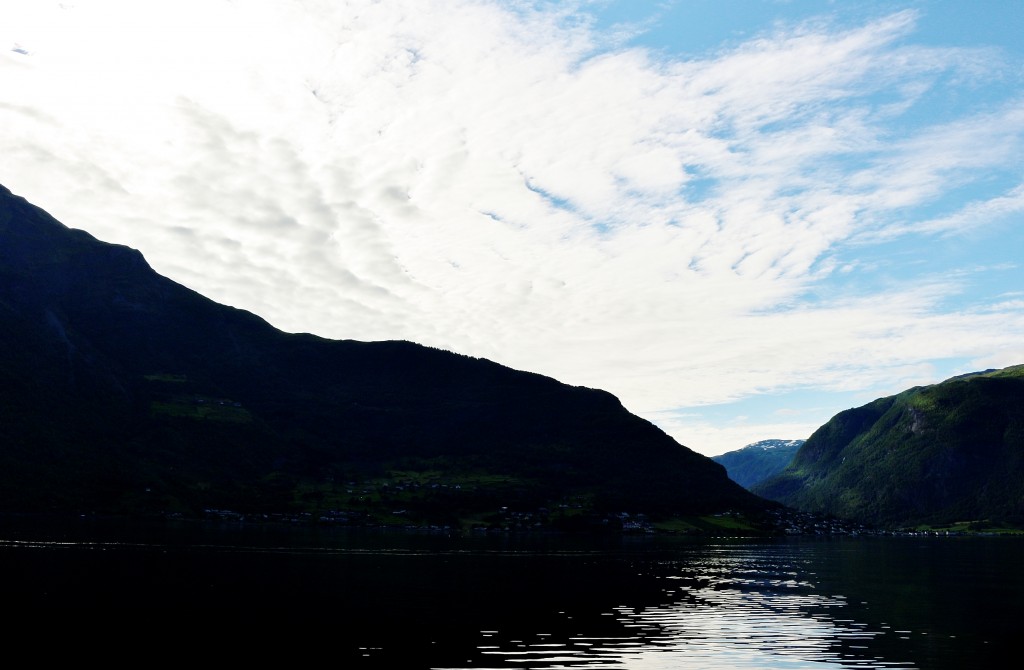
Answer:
top-left (712, 439), bottom-right (804, 489)
top-left (0, 184), bottom-right (772, 528)
top-left (753, 367), bottom-right (1024, 527)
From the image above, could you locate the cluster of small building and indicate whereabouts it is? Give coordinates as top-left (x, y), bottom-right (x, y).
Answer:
top-left (762, 508), bottom-right (971, 536)
top-left (766, 509), bottom-right (875, 535)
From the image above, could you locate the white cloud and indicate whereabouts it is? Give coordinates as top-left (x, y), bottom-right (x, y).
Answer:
top-left (657, 416), bottom-right (822, 460)
top-left (2, 0), bottom-right (1023, 456)
top-left (901, 183), bottom-right (1024, 237)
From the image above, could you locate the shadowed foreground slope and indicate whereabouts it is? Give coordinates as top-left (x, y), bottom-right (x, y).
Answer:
top-left (0, 184), bottom-right (769, 526)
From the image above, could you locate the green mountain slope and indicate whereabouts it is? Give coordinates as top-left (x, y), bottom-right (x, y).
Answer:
top-left (712, 439), bottom-right (804, 489)
top-left (753, 367), bottom-right (1024, 527)
top-left (0, 184), bottom-right (771, 527)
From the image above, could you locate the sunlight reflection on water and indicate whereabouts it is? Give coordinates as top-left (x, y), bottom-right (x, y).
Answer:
top-left (452, 546), bottom-right (917, 670)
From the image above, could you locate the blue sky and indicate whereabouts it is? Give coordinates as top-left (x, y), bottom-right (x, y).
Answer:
top-left (2, 0), bottom-right (1022, 455)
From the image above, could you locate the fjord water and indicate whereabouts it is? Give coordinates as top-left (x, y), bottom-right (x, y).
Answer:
top-left (1, 518), bottom-right (1020, 668)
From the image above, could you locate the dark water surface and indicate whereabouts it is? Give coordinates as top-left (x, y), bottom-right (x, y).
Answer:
top-left (1, 517), bottom-right (1021, 668)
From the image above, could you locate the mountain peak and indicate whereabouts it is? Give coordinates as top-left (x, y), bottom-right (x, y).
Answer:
top-left (712, 439), bottom-right (804, 490)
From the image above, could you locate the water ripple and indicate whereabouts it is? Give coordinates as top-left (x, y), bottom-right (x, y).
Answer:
top-left (462, 547), bottom-right (917, 669)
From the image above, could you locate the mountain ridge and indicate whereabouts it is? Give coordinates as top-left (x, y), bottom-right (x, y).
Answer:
top-left (0, 183), bottom-right (772, 529)
top-left (753, 365), bottom-right (1024, 527)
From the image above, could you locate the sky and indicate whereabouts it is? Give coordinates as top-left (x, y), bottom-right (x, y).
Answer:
top-left (2, 0), bottom-right (1023, 457)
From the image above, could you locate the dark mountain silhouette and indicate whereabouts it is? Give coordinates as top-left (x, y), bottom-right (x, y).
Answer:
top-left (0, 184), bottom-right (771, 528)
top-left (753, 366), bottom-right (1024, 527)
top-left (712, 439), bottom-right (804, 489)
